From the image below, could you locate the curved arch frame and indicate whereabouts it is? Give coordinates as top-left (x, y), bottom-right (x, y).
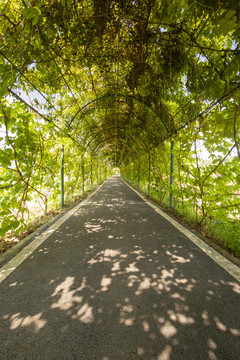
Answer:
top-left (67, 93), bottom-right (171, 135)
top-left (92, 138), bottom-right (141, 167)
top-left (84, 124), bottom-right (150, 154)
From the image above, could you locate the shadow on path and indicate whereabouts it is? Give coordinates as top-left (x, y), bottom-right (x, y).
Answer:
top-left (0, 176), bottom-right (239, 359)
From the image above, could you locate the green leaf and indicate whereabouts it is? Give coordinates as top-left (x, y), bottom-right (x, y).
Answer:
top-left (0, 153), bottom-right (11, 168)
top-left (1, 202), bottom-right (9, 211)
top-left (32, 15), bottom-right (39, 26)
top-left (12, 220), bottom-right (20, 229)
top-left (22, 8), bottom-right (35, 19)
top-left (0, 210), bottom-right (11, 216)
top-left (1, 218), bottom-right (12, 233)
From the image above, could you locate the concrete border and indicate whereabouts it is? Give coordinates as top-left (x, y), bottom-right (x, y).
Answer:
top-left (0, 182), bottom-right (106, 284)
top-left (123, 179), bottom-right (240, 282)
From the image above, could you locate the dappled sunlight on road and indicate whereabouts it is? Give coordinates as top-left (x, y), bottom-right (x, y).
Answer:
top-left (2, 237), bottom-right (237, 359)
top-left (7, 312), bottom-right (47, 333)
top-left (0, 176), bottom-right (239, 359)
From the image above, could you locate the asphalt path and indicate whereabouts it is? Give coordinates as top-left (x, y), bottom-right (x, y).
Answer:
top-left (0, 175), bottom-right (239, 360)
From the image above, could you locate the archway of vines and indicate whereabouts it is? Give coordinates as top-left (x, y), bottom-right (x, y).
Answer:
top-left (0, 0), bottom-right (239, 254)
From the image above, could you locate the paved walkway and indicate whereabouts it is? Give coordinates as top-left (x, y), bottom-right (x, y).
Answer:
top-left (0, 176), bottom-right (239, 360)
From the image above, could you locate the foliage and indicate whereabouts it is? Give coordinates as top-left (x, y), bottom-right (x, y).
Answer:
top-left (0, 98), bottom-right (110, 237)
top-left (0, 1), bottom-right (239, 252)
top-left (121, 102), bottom-right (240, 256)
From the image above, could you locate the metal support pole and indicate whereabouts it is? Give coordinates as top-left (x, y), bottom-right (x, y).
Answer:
top-left (137, 160), bottom-right (140, 189)
top-left (169, 139), bottom-right (174, 208)
top-left (61, 144), bottom-right (64, 207)
top-left (82, 159), bottom-right (85, 194)
top-left (90, 161), bottom-right (93, 188)
top-left (148, 153), bottom-right (151, 196)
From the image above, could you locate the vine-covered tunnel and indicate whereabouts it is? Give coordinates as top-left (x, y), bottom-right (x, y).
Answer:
top-left (0, 3), bottom-right (239, 256)
top-left (1, 0), bottom-right (239, 163)
top-left (0, 2), bottom-right (240, 359)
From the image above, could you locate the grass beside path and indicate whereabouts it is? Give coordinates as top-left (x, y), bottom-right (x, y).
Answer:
top-left (124, 180), bottom-right (240, 264)
top-left (0, 185), bottom-right (101, 257)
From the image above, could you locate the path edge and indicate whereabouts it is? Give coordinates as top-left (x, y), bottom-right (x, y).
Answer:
top-left (0, 181), bottom-right (106, 284)
top-left (122, 178), bottom-right (240, 283)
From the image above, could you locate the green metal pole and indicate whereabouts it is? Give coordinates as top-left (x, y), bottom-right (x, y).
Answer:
top-left (90, 161), bottom-right (93, 188)
top-left (82, 159), bottom-right (85, 194)
top-left (137, 160), bottom-right (140, 189)
top-left (169, 139), bottom-right (174, 208)
top-left (148, 153), bottom-right (151, 196)
top-left (61, 144), bottom-right (64, 207)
